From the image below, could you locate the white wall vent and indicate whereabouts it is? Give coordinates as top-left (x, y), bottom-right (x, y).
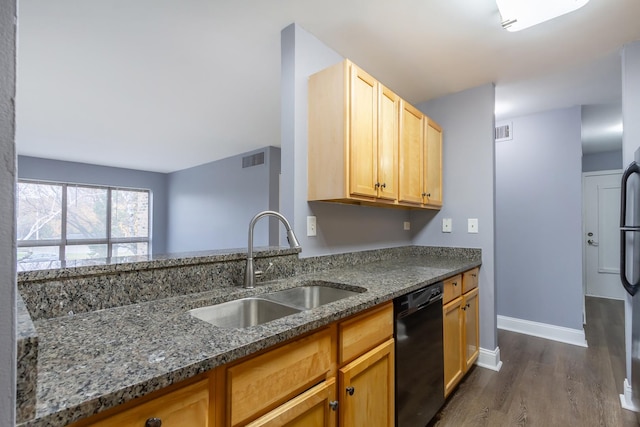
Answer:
top-left (242, 152), bottom-right (265, 168)
top-left (495, 121), bottom-right (513, 142)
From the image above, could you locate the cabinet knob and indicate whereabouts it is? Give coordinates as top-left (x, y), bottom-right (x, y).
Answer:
top-left (346, 386), bottom-right (355, 396)
top-left (421, 192), bottom-right (427, 197)
top-left (329, 400), bottom-right (339, 411)
top-left (471, 273), bottom-right (477, 278)
top-left (375, 182), bottom-right (380, 188)
top-left (426, 193), bottom-right (431, 197)
top-left (452, 282), bottom-right (458, 287)
top-left (145, 418), bottom-right (162, 427)
top-left (380, 183), bottom-right (386, 189)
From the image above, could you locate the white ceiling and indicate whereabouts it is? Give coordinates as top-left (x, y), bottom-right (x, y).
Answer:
top-left (16, 0), bottom-right (640, 173)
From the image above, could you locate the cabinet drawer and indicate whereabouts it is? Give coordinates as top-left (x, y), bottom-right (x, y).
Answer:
top-left (246, 378), bottom-right (337, 427)
top-left (339, 302), bottom-right (393, 365)
top-left (86, 378), bottom-right (209, 427)
top-left (443, 274), bottom-right (462, 304)
top-left (463, 268), bottom-right (479, 293)
top-left (227, 328), bottom-right (335, 426)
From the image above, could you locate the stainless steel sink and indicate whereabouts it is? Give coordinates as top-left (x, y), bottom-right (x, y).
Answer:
top-left (262, 285), bottom-right (360, 310)
top-left (188, 297), bottom-right (301, 328)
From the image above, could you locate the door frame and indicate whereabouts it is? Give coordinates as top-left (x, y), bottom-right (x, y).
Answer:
top-left (582, 169), bottom-right (623, 324)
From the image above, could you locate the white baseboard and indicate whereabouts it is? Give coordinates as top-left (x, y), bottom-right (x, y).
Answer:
top-left (620, 378), bottom-right (640, 412)
top-left (476, 346), bottom-right (502, 371)
top-left (497, 315), bottom-right (588, 348)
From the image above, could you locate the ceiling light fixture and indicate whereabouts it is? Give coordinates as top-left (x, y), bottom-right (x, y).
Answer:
top-left (496, 0), bottom-right (590, 32)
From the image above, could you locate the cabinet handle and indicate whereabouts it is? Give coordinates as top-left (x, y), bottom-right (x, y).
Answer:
top-left (145, 418), bottom-right (162, 427)
top-left (421, 192), bottom-right (427, 197)
top-left (380, 183), bottom-right (386, 189)
top-left (471, 273), bottom-right (477, 278)
top-left (462, 305), bottom-right (467, 311)
top-left (375, 182), bottom-right (380, 188)
top-left (346, 386), bottom-right (355, 396)
top-left (329, 400), bottom-right (339, 411)
top-left (426, 193), bottom-right (431, 197)
top-left (452, 282), bottom-right (458, 287)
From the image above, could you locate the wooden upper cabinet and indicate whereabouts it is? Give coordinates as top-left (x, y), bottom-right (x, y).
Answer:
top-left (398, 100), bottom-right (424, 205)
top-left (308, 59), bottom-right (441, 209)
top-left (349, 64), bottom-right (379, 198)
top-left (376, 85), bottom-right (399, 201)
top-left (424, 118), bottom-right (442, 207)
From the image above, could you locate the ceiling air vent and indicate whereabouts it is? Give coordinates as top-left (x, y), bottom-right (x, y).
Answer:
top-left (495, 122), bottom-right (513, 142)
top-left (242, 152), bottom-right (265, 168)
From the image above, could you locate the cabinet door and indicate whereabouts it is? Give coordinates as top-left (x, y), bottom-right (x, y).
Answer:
top-left (443, 298), bottom-right (464, 397)
top-left (376, 85), bottom-right (399, 201)
top-left (339, 338), bottom-right (394, 427)
top-left (398, 101), bottom-right (424, 205)
top-left (349, 63), bottom-right (378, 198)
top-left (87, 379), bottom-right (209, 427)
top-left (463, 288), bottom-right (480, 369)
top-left (246, 378), bottom-right (337, 427)
top-left (226, 328), bottom-right (334, 426)
top-left (424, 118), bottom-right (442, 207)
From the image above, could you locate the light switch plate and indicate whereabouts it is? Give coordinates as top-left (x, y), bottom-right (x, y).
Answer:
top-left (307, 216), bottom-right (317, 237)
top-left (403, 221), bottom-right (411, 231)
top-left (468, 218), bottom-right (478, 233)
top-left (442, 218), bottom-right (452, 233)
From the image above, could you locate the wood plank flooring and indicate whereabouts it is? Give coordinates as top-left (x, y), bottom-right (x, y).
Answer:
top-left (430, 297), bottom-right (640, 426)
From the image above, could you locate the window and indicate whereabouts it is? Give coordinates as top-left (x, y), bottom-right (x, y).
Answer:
top-left (17, 180), bottom-right (150, 263)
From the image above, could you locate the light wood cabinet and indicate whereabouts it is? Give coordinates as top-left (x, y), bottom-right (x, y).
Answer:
top-left (246, 378), bottom-right (337, 427)
top-left (70, 303), bottom-right (394, 427)
top-left (398, 102), bottom-right (443, 207)
top-left (443, 268), bottom-right (480, 397)
top-left (443, 296), bottom-right (464, 397)
top-left (398, 100), bottom-right (424, 205)
top-left (338, 338), bottom-right (395, 427)
top-left (309, 60), bottom-right (399, 205)
top-left (226, 327), bottom-right (335, 426)
top-left (77, 377), bottom-right (212, 427)
top-left (424, 118), bottom-right (443, 207)
top-left (309, 59), bottom-right (440, 210)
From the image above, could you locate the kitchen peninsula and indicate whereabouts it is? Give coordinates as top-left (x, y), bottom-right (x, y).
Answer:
top-left (16, 245), bottom-right (481, 426)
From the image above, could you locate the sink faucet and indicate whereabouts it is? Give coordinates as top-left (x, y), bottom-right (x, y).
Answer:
top-left (244, 211), bottom-right (301, 288)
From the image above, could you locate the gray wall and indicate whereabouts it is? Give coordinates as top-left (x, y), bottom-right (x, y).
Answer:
top-left (582, 149), bottom-right (622, 172)
top-left (166, 147), bottom-right (280, 252)
top-left (280, 24), bottom-right (412, 258)
top-left (0, 0), bottom-right (16, 424)
top-left (17, 156), bottom-right (169, 254)
top-left (622, 41), bottom-right (640, 394)
top-left (495, 107), bottom-right (583, 330)
top-left (414, 84), bottom-right (497, 352)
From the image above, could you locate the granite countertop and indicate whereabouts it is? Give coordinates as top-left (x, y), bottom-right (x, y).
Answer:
top-left (20, 254), bottom-right (480, 427)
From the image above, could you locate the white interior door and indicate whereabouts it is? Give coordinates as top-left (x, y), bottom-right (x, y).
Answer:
top-left (583, 170), bottom-right (623, 300)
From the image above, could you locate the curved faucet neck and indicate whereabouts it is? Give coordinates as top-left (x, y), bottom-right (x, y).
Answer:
top-left (245, 211), bottom-right (300, 288)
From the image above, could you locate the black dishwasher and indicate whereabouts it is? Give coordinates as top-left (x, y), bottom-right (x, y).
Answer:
top-left (394, 282), bottom-right (444, 427)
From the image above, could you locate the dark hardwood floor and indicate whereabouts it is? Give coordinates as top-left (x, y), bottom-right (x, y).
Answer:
top-left (431, 297), bottom-right (640, 426)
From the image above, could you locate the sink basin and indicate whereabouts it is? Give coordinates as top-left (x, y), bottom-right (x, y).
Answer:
top-left (189, 298), bottom-right (302, 328)
top-left (263, 284), bottom-right (360, 310)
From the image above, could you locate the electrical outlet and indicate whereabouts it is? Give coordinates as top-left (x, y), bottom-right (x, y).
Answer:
top-left (468, 218), bottom-right (478, 233)
top-left (442, 218), bottom-right (452, 233)
top-left (403, 221), bottom-right (411, 231)
top-left (307, 216), bottom-right (317, 237)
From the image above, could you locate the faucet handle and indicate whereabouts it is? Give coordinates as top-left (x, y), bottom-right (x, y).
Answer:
top-left (254, 262), bottom-right (273, 281)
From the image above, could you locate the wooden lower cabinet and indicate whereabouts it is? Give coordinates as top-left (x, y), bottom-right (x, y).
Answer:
top-left (338, 338), bottom-right (395, 427)
top-left (443, 268), bottom-right (480, 397)
top-left (246, 378), bottom-right (337, 427)
top-left (443, 296), bottom-right (464, 397)
top-left (69, 303), bottom-right (395, 427)
top-left (78, 377), bottom-right (212, 427)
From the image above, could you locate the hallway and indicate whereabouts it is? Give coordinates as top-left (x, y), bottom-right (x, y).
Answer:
top-left (432, 297), bottom-right (640, 426)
